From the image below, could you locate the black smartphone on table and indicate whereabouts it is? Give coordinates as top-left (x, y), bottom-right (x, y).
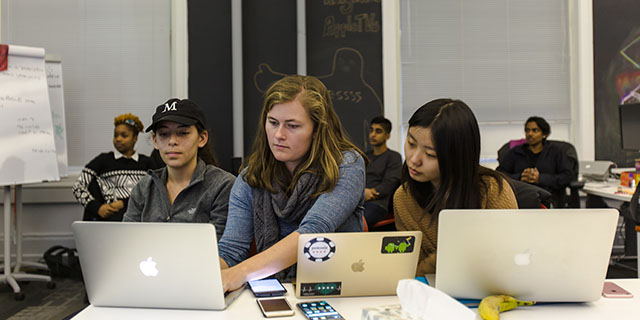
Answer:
top-left (296, 301), bottom-right (344, 320)
top-left (248, 278), bottom-right (287, 297)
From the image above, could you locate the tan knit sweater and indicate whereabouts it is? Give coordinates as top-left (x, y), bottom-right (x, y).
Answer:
top-left (393, 176), bottom-right (518, 276)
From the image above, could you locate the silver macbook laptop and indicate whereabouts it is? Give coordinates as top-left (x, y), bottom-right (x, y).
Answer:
top-left (295, 231), bottom-right (422, 298)
top-left (435, 209), bottom-right (618, 302)
top-left (580, 160), bottom-right (614, 181)
top-left (72, 222), bottom-right (244, 310)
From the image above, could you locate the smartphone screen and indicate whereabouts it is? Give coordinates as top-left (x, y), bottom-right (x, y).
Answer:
top-left (249, 279), bottom-right (287, 297)
top-left (297, 301), bottom-right (344, 320)
top-left (257, 298), bottom-right (295, 317)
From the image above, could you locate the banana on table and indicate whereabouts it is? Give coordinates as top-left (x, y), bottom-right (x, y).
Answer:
top-left (478, 295), bottom-right (535, 320)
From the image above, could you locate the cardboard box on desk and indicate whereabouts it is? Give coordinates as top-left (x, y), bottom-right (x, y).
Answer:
top-left (620, 172), bottom-right (640, 188)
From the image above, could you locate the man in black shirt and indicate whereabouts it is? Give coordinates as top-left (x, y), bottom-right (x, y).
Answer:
top-left (497, 116), bottom-right (573, 207)
top-left (364, 117), bottom-right (402, 229)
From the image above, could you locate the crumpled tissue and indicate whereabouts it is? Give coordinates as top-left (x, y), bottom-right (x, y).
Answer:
top-left (362, 279), bottom-right (475, 320)
top-left (397, 279), bottom-right (474, 320)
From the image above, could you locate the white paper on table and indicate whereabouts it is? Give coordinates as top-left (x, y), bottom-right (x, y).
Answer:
top-left (397, 279), bottom-right (475, 320)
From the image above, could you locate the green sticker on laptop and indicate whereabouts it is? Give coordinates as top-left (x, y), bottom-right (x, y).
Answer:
top-left (381, 236), bottom-right (415, 254)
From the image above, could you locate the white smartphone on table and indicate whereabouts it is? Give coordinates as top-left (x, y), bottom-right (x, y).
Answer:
top-left (256, 297), bottom-right (295, 317)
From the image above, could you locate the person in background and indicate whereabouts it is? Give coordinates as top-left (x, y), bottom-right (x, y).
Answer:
top-left (123, 99), bottom-right (235, 241)
top-left (394, 99), bottom-right (518, 276)
top-left (496, 116), bottom-right (573, 207)
top-left (218, 75), bottom-right (365, 292)
top-left (364, 116), bottom-right (402, 229)
top-left (72, 113), bottom-right (152, 221)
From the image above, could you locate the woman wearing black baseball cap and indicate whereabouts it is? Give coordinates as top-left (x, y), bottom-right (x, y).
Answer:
top-left (123, 98), bottom-right (235, 241)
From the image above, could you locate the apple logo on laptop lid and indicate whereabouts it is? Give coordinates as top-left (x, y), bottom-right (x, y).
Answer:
top-left (139, 257), bottom-right (159, 277)
top-left (351, 259), bottom-right (365, 272)
top-left (514, 250), bottom-right (532, 266)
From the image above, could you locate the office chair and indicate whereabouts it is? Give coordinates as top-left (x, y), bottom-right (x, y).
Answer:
top-left (508, 178), bottom-right (552, 209)
top-left (547, 140), bottom-right (584, 208)
top-left (497, 139), bottom-right (583, 208)
top-left (365, 197), bottom-right (397, 232)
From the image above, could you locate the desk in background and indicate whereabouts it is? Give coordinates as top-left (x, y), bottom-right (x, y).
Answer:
top-left (73, 280), bottom-right (640, 319)
top-left (583, 180), bottom-right (638, 277)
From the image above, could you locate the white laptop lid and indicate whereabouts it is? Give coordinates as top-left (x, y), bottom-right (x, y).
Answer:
top-left (295, 231), bottom-right (422, 298)
top-left (434, 209), bottom-right (618, 302)
top-left (72, 222), bottom-right (242, 310)
top-left (580, 160), bottom-right (613, 181)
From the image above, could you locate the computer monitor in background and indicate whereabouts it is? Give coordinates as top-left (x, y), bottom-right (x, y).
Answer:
top-left (619, 103), bottom-right (640, 151)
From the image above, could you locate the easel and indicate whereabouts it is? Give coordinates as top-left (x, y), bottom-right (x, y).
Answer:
top-left (0, 44), bottom-right (62, 300)
top-left (1, 185), bottom-right (55, 301)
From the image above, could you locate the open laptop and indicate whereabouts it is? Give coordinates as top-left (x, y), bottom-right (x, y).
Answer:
top-left (435, 209), bottom-right (618, 302)
top-left (580, 160), bottom-right (614, 181)
top-left (72, 222), bottom-right (244, 310)
top-left (295, 231), bottom-right (422, 298)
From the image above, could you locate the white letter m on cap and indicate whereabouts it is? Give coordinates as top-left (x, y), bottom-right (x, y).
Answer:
top-left (162, 102), bottom-right (177, 113)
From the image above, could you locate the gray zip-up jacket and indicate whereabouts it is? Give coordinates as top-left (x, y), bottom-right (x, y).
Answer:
top-left (123, 159), bottom-right (235, 241)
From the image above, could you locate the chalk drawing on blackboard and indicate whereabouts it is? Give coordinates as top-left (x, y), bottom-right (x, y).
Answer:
top-left (253, 48), bottom-right (382, 109)
top-left (317, 47), bottom-right (383, 148)
top-left (254, 63), bottom-right (288, 93)
top-left (316, 47), bottom-right (382, 108)
top-left (252, 47), bottom-right (382, 148)
top-left (620, 34), bottom-right (640, 69)
top-left (621, 83), bottom-right (640, 104)
top-left (614, 30), bottom-right (640, 103)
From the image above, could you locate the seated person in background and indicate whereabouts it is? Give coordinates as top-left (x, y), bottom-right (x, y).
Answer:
top-left (496, 116), bottom-right (573, 208)
top-left (364, 116), bottom-right (402, 228)
top-left (394, 99), bottom-right (518, 276)
top-left (148, 148), bottom-right (166, 169)
top-left (72, 114), bottom-right (152, 221)
top-left (218, 75), bottom-right (365, 292)
top-left (123, 99), bottom-right (235, 241)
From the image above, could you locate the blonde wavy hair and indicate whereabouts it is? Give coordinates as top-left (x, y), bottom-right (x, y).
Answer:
top-left (242, 75), bottom-right (364, 196)
top-left (114, 113), bottom-right (144, 134)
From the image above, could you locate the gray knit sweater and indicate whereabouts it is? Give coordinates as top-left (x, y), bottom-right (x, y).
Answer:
top-left (123, 159), bottom-right (235, 241)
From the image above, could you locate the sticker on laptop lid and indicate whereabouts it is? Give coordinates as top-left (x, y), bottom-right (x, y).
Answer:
top-left (381, 236), bottom-right (416, 254)
top-left (300, 282), bottom-right (342, 296)
top-left (303, 237), bottom-right (336, 262)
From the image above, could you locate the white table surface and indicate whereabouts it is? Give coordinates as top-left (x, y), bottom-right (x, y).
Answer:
top-left (582, 180), bottom-right (634, 202)
top-left (74, 280), bottom-right (640, 320)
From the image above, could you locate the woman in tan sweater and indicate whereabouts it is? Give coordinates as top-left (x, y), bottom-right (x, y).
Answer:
top-left (394, 99), bottom-right (518, 276)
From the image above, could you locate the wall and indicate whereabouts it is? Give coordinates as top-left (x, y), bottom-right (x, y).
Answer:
top-left (0, 178), bottom-right (83, 261)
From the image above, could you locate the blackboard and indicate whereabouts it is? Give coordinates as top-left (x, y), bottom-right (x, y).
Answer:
top-left (0, 45), bottom-right (59, 185)
top-left (188, 0), bottom-right (234, 172)
top-left (593, 0), bottom-right (640, 166)
top-left (243, 0), bottom-right (297, 155)
top-left (306, 0), bottom-right (383, 151)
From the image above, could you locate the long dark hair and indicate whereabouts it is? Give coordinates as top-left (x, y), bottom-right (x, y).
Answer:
top-left (195, 124), bottom-right (218, 166)
top-left (401, 99), bottom-right (505, 221)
